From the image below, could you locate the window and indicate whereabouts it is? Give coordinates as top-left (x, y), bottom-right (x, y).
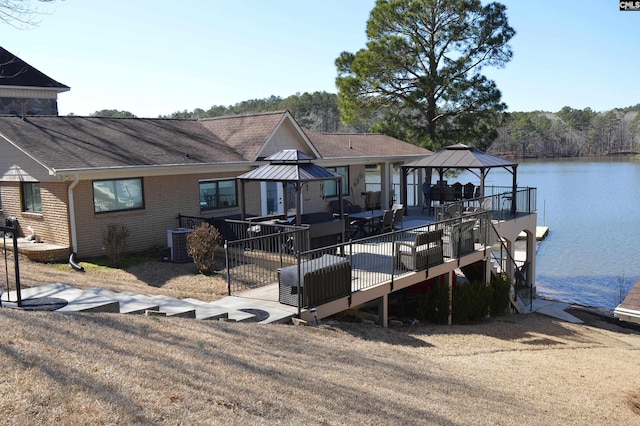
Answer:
top-left (93, 178), bottom-right (144, 213)
top-left (22, 182), bottom-right (42, 213)
top-left (199, 179), bottom-right (237, 210)
top-left (324, 166), bottom-right (349, 197)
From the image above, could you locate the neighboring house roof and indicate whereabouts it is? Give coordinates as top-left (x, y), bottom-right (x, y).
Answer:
top-left (304, 130), bottom-right (433, 159)
top-left (0, 46), bottom-right (69, 91)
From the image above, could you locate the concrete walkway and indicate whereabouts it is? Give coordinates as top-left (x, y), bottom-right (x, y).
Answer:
top-left (1, 283), bottom-right (297, 324)
top-left (523, 297), bottom-right (583, 324)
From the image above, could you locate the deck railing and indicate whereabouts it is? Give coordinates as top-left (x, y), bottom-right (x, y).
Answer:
top-left (223, 210), bottom-right (494, 306)
top-left (433, 187), bottom-right (536, 221)
top-left (178, 188), bottom-right (533, 308)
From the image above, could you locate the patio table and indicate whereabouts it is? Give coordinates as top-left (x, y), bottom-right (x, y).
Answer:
top-left (349, 209), bottom-right (385, 237)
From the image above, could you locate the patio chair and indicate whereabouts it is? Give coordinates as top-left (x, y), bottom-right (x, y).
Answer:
top-left (442, 220), bottom-right (475, 258)
top-left (463, 182), bottom-right (475, 199)
top-left (334, 213), bottom-right (359, 241)
top-left (394, 229), bottom-right (444, 271)
top-left (391, 203), bottom-right (404, 229)
top-left (443, 186), bottom-right (455, 202)
top-left (452, 182), bottom-right (463, 200)
top-left (421, 183), bottom-right (431, 214)
top-left (376, 209), bottom-right (394, 234)
top-left (364, 191), bottom-right (381, 210)
top-left (430, 186), bottom-right (441, 206)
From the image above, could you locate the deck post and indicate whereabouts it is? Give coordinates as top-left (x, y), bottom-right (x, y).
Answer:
top-left (374, 295), bottom-right (389, 328)
top-left (447, 271), bottom-right (453, 326)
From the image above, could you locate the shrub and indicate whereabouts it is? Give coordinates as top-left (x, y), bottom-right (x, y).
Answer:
top-left (101, 223), bottom-right (130, 268)
top-left (416, 281), bottom-right (450, 324)
top-left (490, 273), bottom-right (512, 316)
top-left (452, 281), bottom-right (491, 324)
top-left (186, 223), bottom-right (222, 275)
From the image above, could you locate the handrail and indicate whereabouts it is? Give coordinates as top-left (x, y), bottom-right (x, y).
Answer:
top-left (487, 220), bottom-right (532, 309)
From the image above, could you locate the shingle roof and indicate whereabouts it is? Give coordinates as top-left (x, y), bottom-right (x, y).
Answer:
top-left (0, 112), bottom-right (435, 175)
top-left (0, 46), bottom-right (69, 90)
top-left (0, 116), bottom-right (244, 171)
top-left (199, 111), bottom-right (288, 160)
top-left (304, 130), bottom-right (432, 158)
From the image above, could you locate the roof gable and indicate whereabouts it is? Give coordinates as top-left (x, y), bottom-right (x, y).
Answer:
top-left (199, 111), bottom-right (317, 161)
top-left (0, 46), bottom-right (69, 91)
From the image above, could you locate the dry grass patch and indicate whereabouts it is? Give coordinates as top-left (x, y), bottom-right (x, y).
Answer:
top-left (1, 308), bottom-right (640, 425)
top-left (6, 254), bottom-right (228, 301)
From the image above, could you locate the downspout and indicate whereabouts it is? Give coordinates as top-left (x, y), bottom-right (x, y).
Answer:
top-left (67, 174), bottom-right (80, 253)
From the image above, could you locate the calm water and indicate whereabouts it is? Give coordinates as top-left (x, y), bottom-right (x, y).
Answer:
top-left (480, 157), bottom-right (640, 311)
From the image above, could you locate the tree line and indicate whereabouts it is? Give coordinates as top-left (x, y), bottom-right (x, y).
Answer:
top-left (85, 1), bottom-right (640, 158)
top-left (91, 96), bottom-right (640, 158)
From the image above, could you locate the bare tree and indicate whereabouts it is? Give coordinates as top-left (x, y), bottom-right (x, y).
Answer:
top-left (0, 0), bottom-right (56, 29)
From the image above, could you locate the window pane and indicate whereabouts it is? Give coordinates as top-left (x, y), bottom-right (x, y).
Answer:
top-left (22, 182), bottom-right (42, 213)
top-left (218, 180), bottom-right (236, 207)
top-left (325, 166), bottom-right (349, 197)
top-left (199, 182), bottom-right (218, 209)
top-left (199, 179), bottom-right (237, 210)
top-left (93, 178), bottom-right (143, 213)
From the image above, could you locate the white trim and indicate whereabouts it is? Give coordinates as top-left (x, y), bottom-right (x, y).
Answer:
top-left (68, 175), bottom-right (80, 253)
top-left (253, 111), bottom-right (321, 160)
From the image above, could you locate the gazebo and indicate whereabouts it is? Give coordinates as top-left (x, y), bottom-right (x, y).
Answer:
top-left (236, 149), bottom-right (344, 227)
top-left (400, 144), bottom-right (519, 214)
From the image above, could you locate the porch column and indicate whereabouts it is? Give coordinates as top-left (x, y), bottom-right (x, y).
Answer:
top-left (527, 231), bottom-right (537, 298)
top-left (377, 294), bottom-right (389, 328)
top-left (447, 271), bottom-right (453, 326)
top-left (240, 180), bottom-right (246, 220)
top-left (380, 162), bottom-right (391, 208)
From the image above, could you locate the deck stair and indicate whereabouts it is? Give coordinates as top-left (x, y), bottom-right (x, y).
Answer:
top-left (1, 284), bottom-right (294, 324)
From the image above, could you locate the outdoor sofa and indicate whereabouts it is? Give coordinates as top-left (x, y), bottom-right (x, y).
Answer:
top-left (394, 229), bottom-right (444, 271)
top-left (278, 254), bottom-right (351, 308)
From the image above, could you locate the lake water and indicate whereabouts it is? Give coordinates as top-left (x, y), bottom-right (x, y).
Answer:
top-left (476, 157), bottom-right (640, 311)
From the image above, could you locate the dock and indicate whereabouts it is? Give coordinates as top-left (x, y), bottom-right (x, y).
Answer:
top-left (518, 226), bottom-right (549, 241)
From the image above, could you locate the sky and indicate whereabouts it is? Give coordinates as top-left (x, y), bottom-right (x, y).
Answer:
top-left (3, 0), bottom-right (640, 117)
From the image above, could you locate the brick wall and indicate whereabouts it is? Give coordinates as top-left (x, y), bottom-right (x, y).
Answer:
top-left (0, 181), bottom-right (70, 245)
top-left (75, 172), bottom-right (245, 258)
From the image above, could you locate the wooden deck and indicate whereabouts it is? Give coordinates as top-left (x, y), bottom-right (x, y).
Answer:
top-left (614, 278), bottom-right (640, 324)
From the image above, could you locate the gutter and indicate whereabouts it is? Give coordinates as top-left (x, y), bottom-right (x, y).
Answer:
top-left (67, 174), bottom-right (80, 253)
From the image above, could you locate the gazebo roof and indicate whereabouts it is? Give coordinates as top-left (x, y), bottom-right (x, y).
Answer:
top-left (237, 149), bottom-right (340, 182)
top-left (403, 144), bottom-right (517, 171)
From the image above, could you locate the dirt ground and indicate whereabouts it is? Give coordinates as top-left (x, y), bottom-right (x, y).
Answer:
top-left (2, 254), bottom-right (640, 424)
top-left (3, 254), bottom-right (229, 302)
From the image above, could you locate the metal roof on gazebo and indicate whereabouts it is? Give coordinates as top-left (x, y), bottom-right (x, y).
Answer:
top-left (236, 149), bottom-right (343, 225)
top-left (403, 144), bottom-right (517, 171)
top-left (399, 144), bottom-right (518, 211)
top-left (237, 162), bottom-right (340, 182)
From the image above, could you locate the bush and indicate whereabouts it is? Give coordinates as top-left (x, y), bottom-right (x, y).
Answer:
top-left (416, 281), bottom-right (450, 324)
top-left (101, 223), bottom-right (130, 267)
top-left (186, 223), bottom-right (222, 275)
top-left (452, 281), bottom-right (491, 324)
top-left (490, 273), bottom-right (511, 316)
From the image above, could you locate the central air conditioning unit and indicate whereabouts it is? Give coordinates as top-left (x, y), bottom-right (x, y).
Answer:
top-left (167, 228), bottom-right (192, 263)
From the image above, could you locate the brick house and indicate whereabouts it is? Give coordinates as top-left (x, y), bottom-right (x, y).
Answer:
top-left (0, 47), bottom-right (432, 259)
top-left (0, 112), bottom-right (432, 258)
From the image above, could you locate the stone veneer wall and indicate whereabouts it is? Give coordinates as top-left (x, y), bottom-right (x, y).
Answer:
top-left (0, 97), bottom-right (58, 116)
